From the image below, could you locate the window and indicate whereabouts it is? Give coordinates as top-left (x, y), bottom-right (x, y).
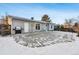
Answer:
top-left (36, 24), bottom-right (40, 30)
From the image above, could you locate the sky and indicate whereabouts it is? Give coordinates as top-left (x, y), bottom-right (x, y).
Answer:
top-left (0, 3), bottom-right (79, 24)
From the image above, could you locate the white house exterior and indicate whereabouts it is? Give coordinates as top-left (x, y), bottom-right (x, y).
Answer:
top-left (4, 15), bottom-right (55, 34)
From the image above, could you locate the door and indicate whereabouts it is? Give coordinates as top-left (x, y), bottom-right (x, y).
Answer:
top-left (24, 22), bottom-right (29, 32)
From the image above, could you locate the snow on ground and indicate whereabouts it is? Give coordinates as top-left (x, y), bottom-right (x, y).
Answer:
top-left (14, 31), bottom-right (75, 48)
top-left (0, 31), bottom-right (79, 55)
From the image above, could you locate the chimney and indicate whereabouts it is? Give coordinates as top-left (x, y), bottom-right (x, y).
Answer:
top-left (31, 17), bottom-right (34, 20)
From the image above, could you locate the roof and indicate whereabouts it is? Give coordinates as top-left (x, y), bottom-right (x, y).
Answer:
top-left (7, 15), bottom-right (47, 24)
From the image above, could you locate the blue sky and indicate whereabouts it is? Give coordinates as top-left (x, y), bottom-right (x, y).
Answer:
top-left (0, 3), bottom-right (79, 24)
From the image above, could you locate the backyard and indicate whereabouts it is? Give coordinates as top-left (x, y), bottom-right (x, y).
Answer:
top-left (0, 31), bottom-right (79, 55)
top-left (14, 31), bottom-right (75, 48)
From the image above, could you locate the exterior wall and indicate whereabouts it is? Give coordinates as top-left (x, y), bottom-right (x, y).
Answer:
top-left (7, 16), bottom-right (54, 34)
top-left (29, 22), bottom-right (47, 32)
top-left (30, 22), bottom-right (41, 32)
top-left (33, 23), bottom-right (47, 32)
top-left (11, 19), bottom-right (27, 34)
top-left (11, 19), bottom-right (47, 34)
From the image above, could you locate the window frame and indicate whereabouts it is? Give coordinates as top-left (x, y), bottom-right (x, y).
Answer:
top-left (36, 24), bottom-right (40, 30)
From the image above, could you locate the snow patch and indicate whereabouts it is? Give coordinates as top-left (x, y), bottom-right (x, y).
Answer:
top-left (14, 31), bottom-right (76, 48)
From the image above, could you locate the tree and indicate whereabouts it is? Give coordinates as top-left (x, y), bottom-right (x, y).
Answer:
top-left (74, 22), bottom-right (79, 37)
top-left (41, 14), bottom-right (51, 22)
top-left (65, 19), bottom-right (73, 25)
top-left (60, 25), bottom-right (64, 31)
top-left (54, 24), bottom-right (60, 31)
top-left (65, 19), bottom-right (69, 24)
top-left (64, 19), bottom-right (73, 32)
top-left (74, 22), bottom-right (78, 27)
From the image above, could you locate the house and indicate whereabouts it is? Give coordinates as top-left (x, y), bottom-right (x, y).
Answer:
top-left (1, 15), bottom-right (55, 34)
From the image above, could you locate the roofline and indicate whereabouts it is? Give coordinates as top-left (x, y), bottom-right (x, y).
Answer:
top-left (7, 15), bottom-right (47, 24)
